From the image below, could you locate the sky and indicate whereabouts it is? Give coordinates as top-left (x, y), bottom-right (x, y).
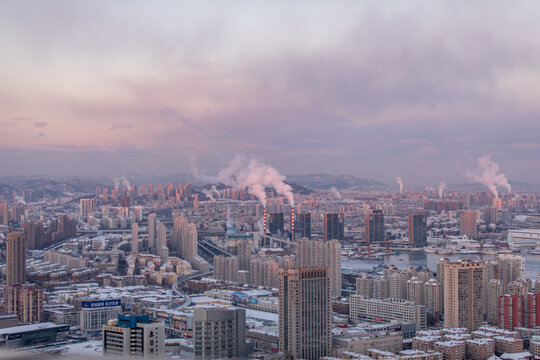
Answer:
top-left (1, 1), bottom-right (539, 185)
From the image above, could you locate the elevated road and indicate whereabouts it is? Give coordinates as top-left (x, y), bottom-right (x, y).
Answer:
top-left (198, 240), bottom-right (233, 257)
top-left (172, 271), bottom-right (213, 308)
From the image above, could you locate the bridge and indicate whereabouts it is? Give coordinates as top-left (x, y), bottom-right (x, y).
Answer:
top-left (259, 234), bottom-right (296, 249)
top-left (198, 239), bottom-right (233, 257)
top-left (172, 271), bottom-right (213, 308)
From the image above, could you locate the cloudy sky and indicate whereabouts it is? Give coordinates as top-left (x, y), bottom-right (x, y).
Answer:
top-left (1, 1), bottom-right (539, 185)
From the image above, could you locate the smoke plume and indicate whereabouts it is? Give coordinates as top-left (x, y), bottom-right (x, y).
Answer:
top-left (211, 185), bottom-right (220, 198)
top-left (113, 176), bottom-right (132, 191)
top-left (13, 195), bottom-right (26, 205)
top-left (217, 154), bottom-right (294, 206)
top-left (330, 187), bottom-right (342, 199)
top-left (396, 176), bottom-right (403, 193)
top-left (121, 177), bottom-right (131, 191)
top-left (201, 188), bottom-right (215, 201)
top-left (438, 182), bottom-right (446, 199)
top-left (468, 156), bottom-right (511, 198)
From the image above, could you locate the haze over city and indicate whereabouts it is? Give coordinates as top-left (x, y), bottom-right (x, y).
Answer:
top-left (1, 2), bottom-right (540, 360)
top-left (1, 1), bottom-right (540, 185)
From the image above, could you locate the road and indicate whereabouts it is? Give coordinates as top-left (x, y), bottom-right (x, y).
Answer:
top-left (172, 271), bottom-right (213, 308)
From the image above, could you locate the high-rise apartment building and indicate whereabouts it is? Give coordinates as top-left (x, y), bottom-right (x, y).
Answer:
top-left (147, 213), bottom-right (156, 250)
top-left (408, 214), bottom-right (427, 247)
top-left (297, 238), bottom-right (342, 296)
top-left (424, 278), bottom-right (443, 313)
top-left (193, 307), bottom-right (246, 359)
top-left (436, 258), bottom-right (449, 284)
top-left (459, 210), bottom-right (478, 236)
top-left (6, 232), bottom-right (26, 286)
top-left (131, 223), bottom-right (139, 254)
top-left (365, 210), bottom-right (384, 243)
top-left (0, 203), bottom-right (8, 225)
top-left (498, 293), bottom-right (540, 330)
top-left (323, 213), bottom-right (345, 241)
top-left (297, 212), bottom-right (311, 239)
top-left (487, 280), bottom-right (504, 325)
top-left (407, 277), bottom-right (425, 306)
top-left (80, 198), bottom-right (95, 219)
top-left (133, 206), bottom-right (143, 222)
top-left (4, 284), bottom-right (44, 324)
top-left (278, 267), bottom-right (332, 359)
top-left (443, 260), bottom-right (486, 331)
top-left (268, 212), bottom-right (284, 235)
top-left (237, 239), bottom-right (251, 272)
top-left (495, 254), bottom-right (525, 286)
top-left (356, 274), bottom-right (374, 298)
top-left (103, 314), bottom-right (165, 357)
top-left (156, 222), bottom-right (168, 258)
top-left (172, 215), bottom-right (186, 255)
top-left (24, 220), bottom-right (45, 250)
top-left (213, 255), bottom-right (239, 283)
top-left (507, 278), bottom-right (532, 295)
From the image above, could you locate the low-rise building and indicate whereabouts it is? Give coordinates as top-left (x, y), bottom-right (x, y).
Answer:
top-left (0, 323), bottom-right (69, 348)
top-left (433, 340), bottom-right (465, 360)
top-left (102, 314), bottom-right (165, 357)
top-left (465, 338), bottom-right (495, 360)
top-left (350, 295), bottom-right (427, 331)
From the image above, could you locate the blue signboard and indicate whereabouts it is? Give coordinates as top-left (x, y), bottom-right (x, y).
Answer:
top-left (81, 299), bottom-right (121, 309)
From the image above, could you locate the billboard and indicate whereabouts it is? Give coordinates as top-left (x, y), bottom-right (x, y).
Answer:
top-left (81, 299), bottom-right (121, 309)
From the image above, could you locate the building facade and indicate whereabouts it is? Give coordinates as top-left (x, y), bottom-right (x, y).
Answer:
top-left (365, 210), bottom-right (384, 243)
top-left (193, 307), bottom-right (246, 359)
top-left (443, 260), bottom-right (486, 331)
top-left (408, 214), bottom-right (427, 247)
top-left (102, 314), bottom-right (165, 357)
top-left (323, 213), bottom-right (344, 241)
top-left (278, 267), bottom-right (332, 360)
top-left (349, 295), bottom-right (427, 331)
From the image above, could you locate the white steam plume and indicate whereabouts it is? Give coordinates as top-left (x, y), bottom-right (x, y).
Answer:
top-left (257, 218), bottom-right (264, 235)
top-left (211, 185), bottom-right (220, 198)
top-left (468, 156), bottom-right (511, 198)
top-left (14, 195), bottom-right (26, 204)
top-left (396, 176), bottom-right (403, 193)
top-left (216, 154), bottom-right (294, 206)
top-left (113, 176), bottom-right (131, 191)
top-left (330, 187), bottom-right (342, 199)
top-left (201, 188), bottom-right (215, 201)
top-left (438, 182), bottom-right (446, 199)
top-left (121, 177), bottom-right (131, 191)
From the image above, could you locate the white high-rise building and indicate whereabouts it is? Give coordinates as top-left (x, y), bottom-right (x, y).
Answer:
top-left (131, 223), bottom-right (138, 254)
top-left (147, 213), bottom-right (156, 250)
top-left (297, 238), bottom-right (341, 296)
top-left (279, 267), bottom-right (332, 360)
top-left (156, 222), bottom-right (168, 258)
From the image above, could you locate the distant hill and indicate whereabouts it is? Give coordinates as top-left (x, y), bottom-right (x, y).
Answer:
top-left (448, 181), bottom-right (540, 193)
top-left (286, 174), bottom-right (389, 190)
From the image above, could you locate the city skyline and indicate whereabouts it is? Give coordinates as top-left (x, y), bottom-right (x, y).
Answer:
top-left (1, 2), bottom-right (540, 184)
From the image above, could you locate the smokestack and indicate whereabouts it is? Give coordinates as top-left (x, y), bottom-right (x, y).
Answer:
top-left (263, 207), bottom-right (267, 234)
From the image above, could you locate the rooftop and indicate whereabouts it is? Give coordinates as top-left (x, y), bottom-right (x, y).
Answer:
top-left (0, 322), bottom-right (65, 336)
